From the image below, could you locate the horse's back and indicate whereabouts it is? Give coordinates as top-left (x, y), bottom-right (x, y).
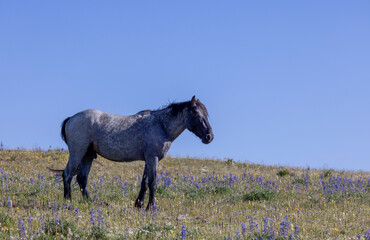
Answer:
top-left (72, 109), bottom-right (149, 160)
top-left (69, 109), bottom-right (142, 128)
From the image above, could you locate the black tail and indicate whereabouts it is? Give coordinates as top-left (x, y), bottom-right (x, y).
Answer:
top-left (48, 167), bottom-right (79, 176)
top-left (61, 117), bottom-right (71, 144)
top-left (47, 167), bottom-right (64, 174)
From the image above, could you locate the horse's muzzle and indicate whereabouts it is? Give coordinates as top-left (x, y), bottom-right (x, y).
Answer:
top-left (203, 133), bottom-right (214, 144)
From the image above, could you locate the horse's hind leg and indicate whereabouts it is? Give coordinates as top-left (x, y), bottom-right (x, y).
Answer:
top-left (76, 147), bottom-right (95, 199)
top-left (63, 144), bottom-right (89, 199)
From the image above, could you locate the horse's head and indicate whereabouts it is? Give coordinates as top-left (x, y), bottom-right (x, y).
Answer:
top-left (185, 96), bottom-right (214, 144)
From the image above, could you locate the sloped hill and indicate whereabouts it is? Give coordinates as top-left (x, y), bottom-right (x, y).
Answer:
top-left (0, 149), bottom-right (369, 239)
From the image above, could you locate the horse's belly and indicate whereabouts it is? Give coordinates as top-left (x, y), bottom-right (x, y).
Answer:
top-left (96, 146), bottom-right (144, 162)
top-left (93, 137), bottom-right (145, 162)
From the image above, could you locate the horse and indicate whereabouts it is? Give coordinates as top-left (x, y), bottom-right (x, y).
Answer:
top-left (58, 96), bottom-right (213, 210)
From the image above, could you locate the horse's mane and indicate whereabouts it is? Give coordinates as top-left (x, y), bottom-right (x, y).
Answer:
top-left (136, 99), bottom-right (208, 117)
top-left (164, 100), bottom-right (208, 117)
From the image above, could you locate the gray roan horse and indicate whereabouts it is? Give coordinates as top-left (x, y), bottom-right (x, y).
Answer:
top-left (58, 96), bottom-right (213, 210)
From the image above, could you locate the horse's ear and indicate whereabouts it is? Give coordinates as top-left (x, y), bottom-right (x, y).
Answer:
top-left (191, 95), bottom-right (196, 103)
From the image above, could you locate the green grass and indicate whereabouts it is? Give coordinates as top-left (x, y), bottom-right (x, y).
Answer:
top-left (0, 149), bottom-right (369, 239)
top-left (277, 169), bottom-right (290, 177)
top-left (244, 188), bottom-right (275, 201)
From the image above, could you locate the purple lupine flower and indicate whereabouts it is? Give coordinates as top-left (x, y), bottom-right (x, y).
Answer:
top-left (96, 207), bottom-right (104, 226)
top-left (30, 177), bottom-right (33, 184)
top-left (51, 202), bottom-right (57, 215)
top-left (150, 203), bottom-right (159, 219)
top-left (89, 208), bottom-right (95, 226)
top-left (39, 216), bottom-right (45, 233)
top-left (74, 207), bottom-right (79, 216)
top-left (122, 182), bottom-right (128, 193)
top-left (279, 216), bottom-right (290, 239)
top-left (7, 197), bottom-right (11, 211)
top-left (195, 182), bottom-right (200, 189)
top-left (249, 215), bottom-right (257, 232)
top-left (293, 225), bottom-right (299, 239)
top-left (236, 229), bottom-right (240, 240)
top-left (55, 216), bottom-right (60, 229)
top-left (181, 225), bottom-right (186, 239)
top-left (28, 216), bottom-right (33, 234)
top-left (18, 217), bottom-right (26, 238)
top-left (262, 217), bottom-right (268, 233)
top-left (241, 222), bottom-right (246, 236)
top-left (269, 219), bottom-right (275, 238)
top-left (74, 207), bottom-right (80, 222)
top-left (364, 230), bottom-right (370, 240)
top-left (294, 225), bottom-right (299, 235)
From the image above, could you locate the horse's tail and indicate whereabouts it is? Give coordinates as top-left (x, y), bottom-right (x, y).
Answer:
top-left (48, 167), bottom-right (78, 176)
top-left (47, 167), bottom-right (64, 174)
top-left (61, 117), bottom-right (71, 144)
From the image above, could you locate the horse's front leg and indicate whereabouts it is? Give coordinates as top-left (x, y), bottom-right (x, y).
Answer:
top-left (146, 156), bottom-right (158, 210)
top-left (134, 165), bottom-right (148, 209)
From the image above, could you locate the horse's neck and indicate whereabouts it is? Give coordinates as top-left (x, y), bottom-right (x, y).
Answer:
top-left (158, 109), bottom-right (186, 142)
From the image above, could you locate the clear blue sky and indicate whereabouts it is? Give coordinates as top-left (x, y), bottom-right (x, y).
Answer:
top-left (1, 1), bottom-right (369, 171)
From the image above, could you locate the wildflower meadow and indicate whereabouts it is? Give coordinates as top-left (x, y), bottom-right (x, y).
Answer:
top-left (0, 148), bottom-right (369, 239)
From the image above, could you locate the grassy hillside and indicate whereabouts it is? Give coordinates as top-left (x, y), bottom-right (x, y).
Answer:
top-left (0, 149), bottom-right (369, 239)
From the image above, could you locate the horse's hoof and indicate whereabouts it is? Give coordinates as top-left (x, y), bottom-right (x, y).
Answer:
top-left (134, 201), bottom-right (144, 209)
top-left (82, 192), bottom-right (90, 200)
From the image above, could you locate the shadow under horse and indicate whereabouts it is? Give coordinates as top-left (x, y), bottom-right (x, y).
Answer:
top-left (57, 96), bottom-right (213, 210)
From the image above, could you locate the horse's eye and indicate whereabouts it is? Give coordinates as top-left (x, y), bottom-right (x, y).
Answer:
top-left (202, 119), bottom-right (207, 127)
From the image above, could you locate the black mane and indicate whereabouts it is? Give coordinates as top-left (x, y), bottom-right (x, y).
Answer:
top-left (166, 100), bottom-right (209, 117)
top-left (137, 99), bottom-right (209, 117)
top-left (168, 101), bottom-right (192, 116)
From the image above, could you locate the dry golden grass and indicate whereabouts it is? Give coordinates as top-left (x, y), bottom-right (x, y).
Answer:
top-left (0, 149), bottom-right (369, 239)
